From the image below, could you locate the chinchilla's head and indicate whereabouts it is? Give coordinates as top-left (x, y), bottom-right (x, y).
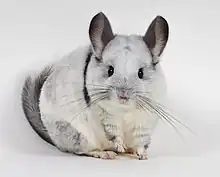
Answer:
top-left (86, 12), bottom-right (169, 110)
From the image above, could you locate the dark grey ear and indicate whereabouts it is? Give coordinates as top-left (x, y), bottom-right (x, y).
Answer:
top-left (143, 16), bottom-right (169, 63)
top-left (89, 12), bottom-right (115, 58)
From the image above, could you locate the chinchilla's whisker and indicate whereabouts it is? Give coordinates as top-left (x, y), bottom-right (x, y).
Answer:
top-left (137, 98), bottom-right (154, 114)
top-left (69, 82), bottom-right (111, 89)
top-left (59, 97), bottom-right (85, 107)
top-left (136, 101), bottom-right (147, 112)
top-left (132, 90), bottom-right (151, 95)
top-left (86, 83), bottom-right (111, 88)
top-left (86, 87), bottom-right (110, 91)
top-left (137, 96), bottom-right (186, 142)
top-left (138, 95), bottom-right (181, 127)
top-left (142, 101), bottom-right (185, 140)
top-left (136, 101), bottom-right (144, 111)
top-left (155, 104), bottom-right (196, 135)
top-left (60, 91), bottom-right (108, 107)
top-left (86, 85), bottom-right (110, 89)
top-left (72, 87), bottom-right (110, 95)
top-left (69, 95), bottom-right (105, 123)
top-left (139, 95), bottom-right (196, 135)
top-left (69, 94), bottom-right (108, 123)
top-left (138, 95), bottom-right (184, 126)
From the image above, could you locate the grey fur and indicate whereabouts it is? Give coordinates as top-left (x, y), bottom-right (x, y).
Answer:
top-left (21, 65), bottom-right (55, 145)
top-left (104, 123), bottom-right (120, 140)
top-left (143, 15), bottom-right (169, 63)
top-left (52, 120), bottom-right (88, 154)
top-left (102, 112), bottom-right (121, 140)
top-left (144, 144), bottom-right (149, 149)
top-left (89, 12), bottom-right (115, 58)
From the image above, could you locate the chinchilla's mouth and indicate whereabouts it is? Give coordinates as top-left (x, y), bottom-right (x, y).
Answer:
top-left (118, 96), bottom-right (129, 104)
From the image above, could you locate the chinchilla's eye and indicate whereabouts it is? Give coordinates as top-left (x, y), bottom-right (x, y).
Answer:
top-left (108, 65), bottom-right (114, 77)
top-left (138, 68), bottom-right (144, 79)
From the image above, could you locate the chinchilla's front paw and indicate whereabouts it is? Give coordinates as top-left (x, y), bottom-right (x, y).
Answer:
top-left (136, 147), bottom-right (148, 160)
top-left (113, 136), bottom-right (127, 153)
top-left (125, 147), bottom-right (148, 160)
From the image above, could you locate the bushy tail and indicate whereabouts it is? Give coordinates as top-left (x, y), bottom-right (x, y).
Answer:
top-left (21, 66), bottom-right (55, 145)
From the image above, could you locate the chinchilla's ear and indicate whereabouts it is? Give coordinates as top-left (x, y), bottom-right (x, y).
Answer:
top-left (89, 12), bottom-right (115, 59)
top-left (143, 16), bottom-right (169, 64)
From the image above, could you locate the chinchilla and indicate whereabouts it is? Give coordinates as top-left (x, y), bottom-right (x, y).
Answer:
top-left (22, 12), bottom-right (172, 160)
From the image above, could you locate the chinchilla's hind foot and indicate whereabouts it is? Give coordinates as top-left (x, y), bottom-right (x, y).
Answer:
top-left (85, 150), bottom-right (117, 159)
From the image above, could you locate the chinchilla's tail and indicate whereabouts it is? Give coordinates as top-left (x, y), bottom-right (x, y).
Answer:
top-left (21, 66), bottom-right (55, 145)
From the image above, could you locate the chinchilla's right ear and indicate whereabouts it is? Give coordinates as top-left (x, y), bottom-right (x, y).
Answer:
top-left (89, 12), bottom-right (115, 59)
top-left (143, 16), bottom-right (169, 64)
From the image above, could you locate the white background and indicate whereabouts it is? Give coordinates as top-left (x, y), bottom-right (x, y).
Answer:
top-left (0, 0), bottom-right (220, 176)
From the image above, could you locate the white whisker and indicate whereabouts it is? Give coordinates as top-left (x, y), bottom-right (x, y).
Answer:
top-left (136, 93), bottom-right (197, 142)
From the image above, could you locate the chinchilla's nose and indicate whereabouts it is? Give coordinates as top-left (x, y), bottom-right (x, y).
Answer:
top-left (115, 87), bottom-right (131, 103)
top-left (117, 88), bottom-right (127, 97)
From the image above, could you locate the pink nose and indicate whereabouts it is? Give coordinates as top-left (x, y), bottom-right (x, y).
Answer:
top-left (116, 89), bottom-right (130, 104)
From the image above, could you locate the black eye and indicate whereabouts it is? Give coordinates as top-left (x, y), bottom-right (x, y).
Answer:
top-left (108, 66), bottom-right (114, 77)
top-left (138, 68), bottom-right (144, 79)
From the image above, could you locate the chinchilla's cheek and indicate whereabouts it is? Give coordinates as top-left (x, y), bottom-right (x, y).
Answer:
top-left (107, 88), bottom-right (117, 100)
top-left (147, 67), bottom-right (167, 101)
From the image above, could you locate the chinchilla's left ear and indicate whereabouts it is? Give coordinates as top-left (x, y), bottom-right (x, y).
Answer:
top-left (89, 12), bottom-right (115, 59)
top-left (143, 16), bottom-right (169, 64)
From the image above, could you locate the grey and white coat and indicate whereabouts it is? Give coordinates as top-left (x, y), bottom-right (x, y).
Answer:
top-left (21, 12), bottom-right (169, 160)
